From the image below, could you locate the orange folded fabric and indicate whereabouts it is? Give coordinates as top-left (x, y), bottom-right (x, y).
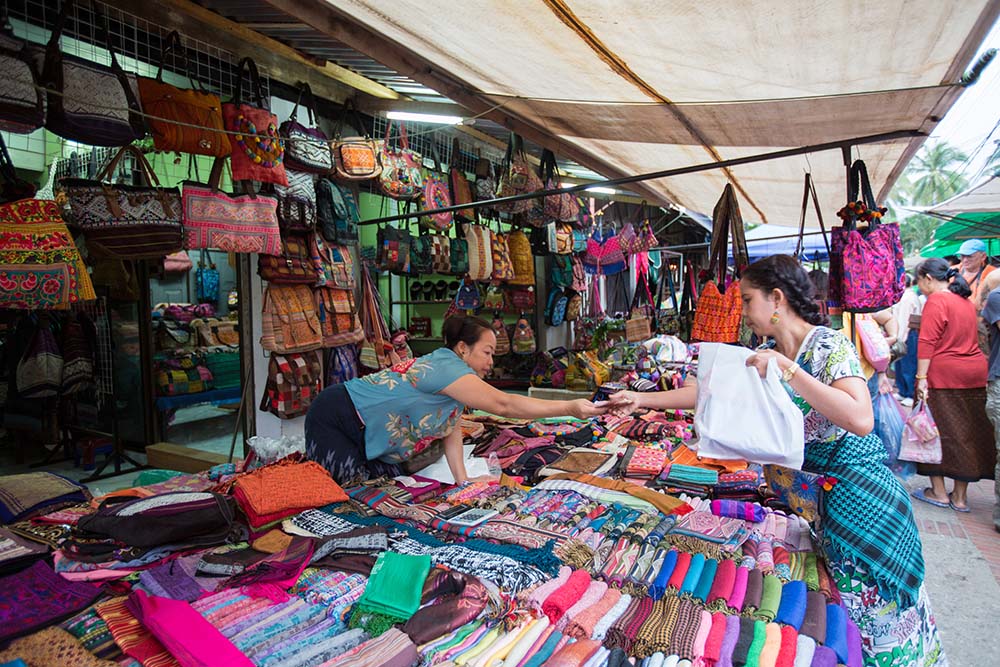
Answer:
top-left (547, 473), bottom-right (691, 515)
top-left (234, 460), bottom-right (347, 516)
top-left (669, 445), bottom-right (747, 473)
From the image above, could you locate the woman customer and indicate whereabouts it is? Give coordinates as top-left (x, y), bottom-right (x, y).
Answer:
top-left (912, 257), bottom-right (996, 511)
top-left (305, 315), bottom-right (607, 486)
top-left (608, 255), bottom-right (943, 667)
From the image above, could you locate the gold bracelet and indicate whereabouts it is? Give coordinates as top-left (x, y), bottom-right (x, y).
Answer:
top-left (915, 374), bottom-right (928, 379)
top-left (782, 362), bottom-right (800, 383)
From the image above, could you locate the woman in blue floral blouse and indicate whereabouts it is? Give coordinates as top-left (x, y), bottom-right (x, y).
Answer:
top-left (305, 315), bottom-right (606, 486)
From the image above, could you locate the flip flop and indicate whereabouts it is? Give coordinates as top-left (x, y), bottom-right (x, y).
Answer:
top-left (948, 495), bottom-right (971, 513)
top-left (911, 487), bottom-right (949, 508)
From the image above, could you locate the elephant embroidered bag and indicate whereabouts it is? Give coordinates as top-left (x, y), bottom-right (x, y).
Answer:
top-left (222, 58), bottom-right (287, 186)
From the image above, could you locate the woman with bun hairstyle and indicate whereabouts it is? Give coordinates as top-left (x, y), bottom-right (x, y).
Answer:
top-left (305, 315), bottom-right (607, 486)
top-left (912, 257), bottom-right (996, 512)
top-left (608, 255), bottom-right (943, 667)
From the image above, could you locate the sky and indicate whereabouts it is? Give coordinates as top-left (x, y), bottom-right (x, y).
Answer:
top-left (921, 17), bottom-right (1000, 189)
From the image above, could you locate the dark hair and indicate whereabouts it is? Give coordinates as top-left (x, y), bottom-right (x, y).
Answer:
top-left (915, 257), bottom-right (972, 297)
top-left (442, 315), bottom-right (493, 350)
top-left (904, 273), bottom-right (913, 288)
top-left (944, 254), bottom-right (960, 267)
top-left (741, 255), bottom-right (829, 326)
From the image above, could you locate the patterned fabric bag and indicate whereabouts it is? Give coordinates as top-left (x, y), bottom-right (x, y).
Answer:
top-left (509, 286), bottom-right (536, 312)
top-left (311, 235), bottom-right (355, 290)
top-left (279, 83), bottom-right (333, 174)
top-left (491, 231), bottom-right (515, 281)
top-left (222, 58), bottom-right (287, 186)
top-left (260, 351), bottom-right (322, 419)
top-left (137, 31), bottom-right (230, 157)
top-left (474, 160), bottom-right (499, 214)
top-left (61, 145), bottom-right (183, 259)
top-left (583, 229), bottom-right (627, 276)
top-left (833, 160), bottom-right (905, 313)
top-left (316, 178), bottom-right (360, 245)
top-left (182, 158), bottom-right (282, 255)
top-left (544, 288), bottom-right (569, 327)
top-left (421, 152), bottom-right (453, 231)
top-left (275, 194), bottom-right (316, 233)
top-left (763, 464), bottom-right (823, 522)
top-left (409, 234), bottom-right (434, 275)
top-left (155, 354), bottom-right (214, 396)
top-left (512, 316), bottom-right (536, 354)
top-left (565, 291), bottom-right (582, 321)
top-left (16, 318), bottom-right (63, 398)
top-left (331, 99), bottom-right (380, 181)
top-left (378, 121), bottom-right (423, 200)
top-left (258, 233), bottom-right (319, 284)
top-left (0, 28), bottom-right (44, 134)
top-left (376, 225), bottom-right (412, 275)
top-left (463, 224), bottom-right (493, 280)
top-left (274, 169), bottom-right (317, 206)
top-left (326, 344), bottom-right (359, 387)
top-left (0, 199), bottom-right (95, 309)
top-left (454, 278), bottom-right (481, 311)
top-left (449, 238), bottom-right (469, 276)
top-left (506, 230), bottom-right (535, 286)
top-left (260, 284), bottom-right (323, 353)
top-left (196, 250), bottom-right (220, 303)
top-left (41, 0), bottom-right (144, 146)
top-left (540, 149), bottom-right (580, 222)
top-left (691, 184), bottom-right (747, 343)
top-left (450, 139), bottom-right (476, 221)
top-left (492, 316), bottom-right (510, 355)
top-left (428, 234), bottom-right (451, 274)
top-left (496, 134), bottom-right (543, 214)
top-left (315, 286), bottom-right (364, 347)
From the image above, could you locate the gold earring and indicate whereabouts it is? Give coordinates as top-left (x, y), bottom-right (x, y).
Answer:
top-left (770, 311), bottom-right (780, 324)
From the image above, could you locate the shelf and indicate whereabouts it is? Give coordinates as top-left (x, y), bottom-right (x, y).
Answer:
top-left (392, 300), bottom-right (453, 305)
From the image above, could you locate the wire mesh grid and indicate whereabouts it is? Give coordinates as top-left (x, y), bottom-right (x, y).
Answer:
top-left (70, 296), bottom-right (114, 400)
top-left (372, 114), bottom-right (506, 175)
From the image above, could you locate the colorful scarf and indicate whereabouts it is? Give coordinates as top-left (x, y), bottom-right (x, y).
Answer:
top-left (0, 560), bottom-right (100, 643)
top-left (592, 593), bottom-right (633, 641)
top-left (350, 552), bottom-right (431, 635)
top-left (222, 536), bottom-right (315, 602)
top-left (728, 566), bottom-right (750, 612)
top-left (758, 623), bottom-right (782, 667)
top-left (603, 596), bottom-right (647, 652)
top-left (542, 568), bottom-right (592, 623)
top-left (525, 566), bottom-right (571, 610)
top-left (755, 575), bottom-right (782, 622)
top-left (556, 580), bottom-right (608, 631)
top-left (693, 558), bottom-right (719, 602)
top-left (824, 604), bottom-right (849, 664)
top-left (774, 581), bottom-right (807, 630)
top-left (719, 614), bottom-right (741, 667)
top-left (711, 500), bottom-right (765, 523)
top-left (0, 627), bottom-right (117, 667)
top-left (632, 595), bottom-right (680, 658)
top-left (794, 635), bottom-right (815, 667)
top-left (776, 625), bottom-right (799, 667)
top-left (402, 569), bottom-right (488, 645)
top-left (732, 616), bottom-right (756, 666)
top-left (521, 629), bottom-right (564, 667)
top-left (799, 593), bottom-right (826, 644)
top-left (548, 637), bottom-right (601, 666)
top-left (810, 645), bottom-right (838, 667)
top-left (703, 611), bottom-right (729, 667)
top-left (745, 620), bottom-right (767, 667)
top-left (743, 568), bottom-right (764, 615)
top-left (708, 558), bottom-right (737, 610)
top-left (670, 597), bottom-right (705, 660)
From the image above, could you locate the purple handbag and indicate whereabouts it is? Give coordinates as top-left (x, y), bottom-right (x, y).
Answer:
top-left (279, 83), bottom-right (333, 174)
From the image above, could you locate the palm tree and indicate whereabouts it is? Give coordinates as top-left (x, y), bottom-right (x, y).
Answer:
top-left (984, 140), bottom-right (1000, 178)
top-left (909, 142), bottom-right (969, 205)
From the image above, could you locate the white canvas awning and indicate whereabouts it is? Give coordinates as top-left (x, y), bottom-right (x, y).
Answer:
top-left (276, 0), bottom-right (1000, 227)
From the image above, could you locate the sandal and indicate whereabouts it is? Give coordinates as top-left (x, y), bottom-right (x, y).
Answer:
top-left (948, 494), bottom-right (971, 513)
top-left (911, 487), bottom-right (949, 508)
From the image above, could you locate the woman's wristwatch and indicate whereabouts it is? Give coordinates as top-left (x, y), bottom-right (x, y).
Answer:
top-left (781, 362), bottom-right (800, 383)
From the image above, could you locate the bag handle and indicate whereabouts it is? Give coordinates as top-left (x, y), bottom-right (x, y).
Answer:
top-left (97, 145), bottom-right (162, 187)
top-left (334, 97), bottom-right (371, 140)
top-left (795, 173), bottom-right (832, 258)
top-left (232, 57), bottom-right (267, 109)
top-left (539, 149), bottom-right (559, 183)
top-left (48, 0), bottom-right (123, 73)
top-left (288, 82), bottom-right (317, 126)
top-left (154, 30), bottom-right (204, 91)
top-left (845, 159), bottom-right (881, 231)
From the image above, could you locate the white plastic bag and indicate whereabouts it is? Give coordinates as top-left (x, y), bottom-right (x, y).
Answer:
top-left (693, 343), bottom-right (805, 469)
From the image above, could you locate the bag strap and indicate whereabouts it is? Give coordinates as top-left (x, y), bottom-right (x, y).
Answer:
top-left (335, 97), bottom-right (371, 140)
top-left (155, 30), bottom-right (202, 90)
top-left (288, 82), bottom-right (317, 126)
top-left (795, 173), bottom-right (832, 258)
top-left (97, 145), bottom-right (162, 187)
top-left (49, 1), bottom-right (123, 72)
top-left (845, 159), bottom-right (880, 231)
top-left (233, 57), bottom-right (266, 109)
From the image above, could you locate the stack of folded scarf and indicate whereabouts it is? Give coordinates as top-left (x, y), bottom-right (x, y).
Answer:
top-left (626, 447), bottom-right (669, 478)
top-left (348, 552), bottom-right (431, 637)
top-left (233, 460), bottom-right (347, 531)
top-left (710, 499), bottom-right (765, 523)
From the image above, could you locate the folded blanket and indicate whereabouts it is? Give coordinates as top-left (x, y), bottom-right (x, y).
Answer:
top-left (774, 581), bottom-right (807, 630)
top-left (542, 569), bottom-right (592, 624)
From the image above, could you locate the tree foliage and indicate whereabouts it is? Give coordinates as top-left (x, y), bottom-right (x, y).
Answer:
top-left (890, 141), bottom-right (970, 255)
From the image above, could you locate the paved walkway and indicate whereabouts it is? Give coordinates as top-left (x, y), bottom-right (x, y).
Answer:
top-left (904, 475), bottom-right (1000, 667)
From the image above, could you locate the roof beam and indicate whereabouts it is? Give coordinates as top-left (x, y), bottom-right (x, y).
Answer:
top-left (101, 0), bottom-right (401, 102)
top-left (260, 0), bottom-right (682, 207)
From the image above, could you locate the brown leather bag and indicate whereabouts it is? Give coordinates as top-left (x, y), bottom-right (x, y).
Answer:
top-left (257, 233), bottom-right (319, 284)
top-left (137, 31), bottom-right (230, 157)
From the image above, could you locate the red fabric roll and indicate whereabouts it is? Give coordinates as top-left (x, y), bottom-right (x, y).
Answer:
top-left (667, 551), bottom-right (692, 591)
top-left (703, 611), bottom-right (729, 666)
top-left (708, 558), bottom-right (737, 604)
top-left (776, 624), bottom-right (799, 667)
top-left (542, 569), bottom-right (593, 623)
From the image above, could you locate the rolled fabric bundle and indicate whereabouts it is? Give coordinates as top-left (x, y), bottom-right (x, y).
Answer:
top-left (504, 617), bottom-right (551, 667)
top-left (527, 566), bottom-right (572, 610)
top-left (776, 625), bottom-right (798, 667)
top-left (542, 569), bottom-right (593, 623)
top-left (745, 620), bottom-right (767, 667)
top-left (809, 645), bottom-right (837, 667)
top-left (816, 564), bottom-right (840, 606)
top-left (667, 551), bottom-right (693, 592)
top-left (743, 569), bottom-right (764, 615)
top-left (470, 622), bottom-right (533, 667)
top-left (772, 546), bottom-right (791, 581)
top-left (520, 630), bottom-right (565, 667)
top-left (793, 635), bottom-right (815, 667)
top-left (824, 604), bottom-right (849, 664)
top-left (774, 581), bottom-right (808, 630)
top-left (515, 627), bottom-right (554, 667)
top-left (680, 554), bottom-right (707, 596)
top-left (603, 596), bottom-right (644, 651)
top-left (728, 566), bottom-right (750, 613)
top-left (719, 614), bottom-right (742, 667)
top-left (566, 587), bottom-right (621, 640)
top-left (593, 593), bottom-right (634, 641)
top-left (613, 595), bottom-right (655, 655)
top-left (846, 620), bottom-right (863, 667)
top-left (799, 592), bottom-right (827, 643)
top-left (758, 623), bottom-right (782, 667)
top-left (732, 616), bottom-right (756, 667)
top-left (710, 499), bottom-right (765, 523)
top-left (755, 575), bottom-right (782, 622)
top-left (651, 549), bottom-right (680, 600)
top-left (703, 611), bottom-right (729, 667)
top-left (556, 580), bottom-right (609, 631)
top-left (740, 539), bottom-right (759, 570)
top-left (803, 554), bottom-right (820, 592)
top-left (709, 559), bottom-right (737, 610)
top-left (755, 541), bottom-right (775, 573)
top-left (547, 637), bottom-right (602, 667)
top-left (692, 610), bottom-right (713, 663)
top-left (632, 595), bottom-right (680, 658)
top-left (693, 558), bottom-right (719, 603)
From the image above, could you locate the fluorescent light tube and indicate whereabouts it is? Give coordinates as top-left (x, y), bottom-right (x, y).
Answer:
top-left (386, 111), bottom-right (463, 125)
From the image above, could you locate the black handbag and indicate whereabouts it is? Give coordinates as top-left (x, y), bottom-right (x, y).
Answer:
top-left (42, 0), bottom-right (145, 146)
top-left (0, 23), bottom-right (44, 134)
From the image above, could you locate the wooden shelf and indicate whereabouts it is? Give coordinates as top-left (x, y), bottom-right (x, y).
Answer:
top-left (391, 300), bottom-right (453, 305)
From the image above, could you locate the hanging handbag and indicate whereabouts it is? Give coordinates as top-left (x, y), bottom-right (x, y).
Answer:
top-left (258, 233), bottom-right (319, 284)
top-left (279, 83), bottom-right (333, 173)
top-left (137, 30), bottom-right (230, 157)
top-left (358, 262), bottom-right (396, 373)
top-left (331, 98), bottom-right (380, 181)
top-left (378, 120), bottom-right (423, 200)
top-left (42, 0), bottom-right (144, 146)
top-left (196, 250), bottom-right (220, 304)
top-left (496, 133), bottom-right (543, 214)
top-left (450, 138), bottom-right (476, 221)
top-left (655, 256), bottom-right (681, 335)
top-left (182, 157), bottom-right (282, 255)
top-left (316, 178), bottom-right (360, 245)
top-left (421, 147), bottom-right (453, 231)
top-left (260, 284), bottom-right (322, 354)
top-left (454, 277), bottom-right (481, 311)
top-left (449, 237), bottom-right (470, 276)
top-left (833, 160), bottom-right (905, 313)
top-left (274, 169), bottom-right (317, 205)
top-left (61, 145), bottom-right (183, 259)
top-left (16, 317), bottom-right (63, 398)
top-left (0, 23), bottom-right (44, 134)
top-left (474, 159), bottom-right (499, 213)
top-left (311, 234), bottom-right (356, 290)
top-left (222, 57), bottom-right (287, 186)
top-left (315, 285), bottom-right (365, 347)
top-left (274, 169), bottom-right (317, 233)
top-left (491, 229), bottom-right (515, 281)
top-left (507, 230), bottom-right (535, 286)
top-left (463, 223), bottom-right (494, 281)
top-left (545, 288), bottom-right (569, 327)
top-left (794, 173), bottom-right (833, 303)
top-left (162, 250), bottom-right (193, 273)
top-left (376, 225), bottom-right (412, 275)
top-left (626, 262), bottom-right (655, 342)
top-left (260, 351), bottom-right (322, 419)
top-left (540, 149), bottom-right (579, 222)
top-left (492, 316), bottom-right (510, 355)
top-left (583, 227), bottom-right (627, 276)
top-left (690, 184), bottom-right (746, 343)
top-left (409, 233), bottom-right (434, 275)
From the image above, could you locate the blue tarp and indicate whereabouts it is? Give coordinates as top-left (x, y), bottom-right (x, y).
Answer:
top-left (728, 224), bottom-right (829, 262)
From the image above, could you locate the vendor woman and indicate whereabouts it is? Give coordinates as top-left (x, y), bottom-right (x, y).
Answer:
top-left (608, 255), bottom-right (943, 667)
top-left (305, 315), bottom-right (607, 486)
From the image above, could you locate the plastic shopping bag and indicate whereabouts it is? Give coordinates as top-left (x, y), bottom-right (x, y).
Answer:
top-left (873, 392), bottom-right (906, 466)
top-left (693, 343), bottom-right (805, 469)
top-left (899, 399), bottom-right (942, 464)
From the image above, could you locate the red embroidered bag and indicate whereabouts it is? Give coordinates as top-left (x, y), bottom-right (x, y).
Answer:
top-left (222, 58), bottom-right (287, 186)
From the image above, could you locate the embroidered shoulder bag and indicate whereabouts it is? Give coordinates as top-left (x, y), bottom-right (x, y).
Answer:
top-left (690, 184), bottom-right (747, 343)
top-left (260, 284), bottom-right (322, 353)
top-left (463, 223), bottom-right (494, 281)
top-left (450, 138), bottom-right (476, 221)
top-left (0, 25), bottom-right (44, 134)
top-left (379, 120), bottom-right (423, 200)
top-left (260, 351), bottom-right (323, 419)
top-left (540, 149), bottom-right (579, 222)
top-left (496, 133), bottom-right (542, 214)
top-left (316, 178), bottom-right (360, 245)
top-left (222, 58), bottom-right (287, 186)
top-left (280, 83), bottom-right (333, 174)
top-left (258, 232), bottom-right (319, 284)
top-left (421, 148), bottom-right (453, 231)
top-left (331, 98), bottom-right (380, 181)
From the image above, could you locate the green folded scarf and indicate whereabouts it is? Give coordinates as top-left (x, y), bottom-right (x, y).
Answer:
top-left (350, 551), bottom-right (432, 636)
top-left (745, 619), bottom-right (767, 667)
top-left (755, 574), bottom-right (782, 622)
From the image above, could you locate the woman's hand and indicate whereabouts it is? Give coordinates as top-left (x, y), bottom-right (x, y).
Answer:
top-left (568, 399), bottom-right (608, 419)
top-left (607, 390), bottom-right (642, 417)
top-left (745, 349), bottom-right (793, 378)
top-left (915, 377), bottom-right (929, 401)
top-left (462, 474), bottom-right (499, 485)
top-left (877, 373), bottom-right (893, 395)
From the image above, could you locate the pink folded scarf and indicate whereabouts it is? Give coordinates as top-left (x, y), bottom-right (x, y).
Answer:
top-left (556, 580), bottom-right (609, 631)
top-left (526, 566), bottom-right (572, 610)
top-left (565, 587), bottom-right (622, 639)
top-left (542, 569), bottom-right (593, 623)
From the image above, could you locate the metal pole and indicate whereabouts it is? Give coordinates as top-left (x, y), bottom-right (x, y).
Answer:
top-left (359, 130), bottom-right (923, 226)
